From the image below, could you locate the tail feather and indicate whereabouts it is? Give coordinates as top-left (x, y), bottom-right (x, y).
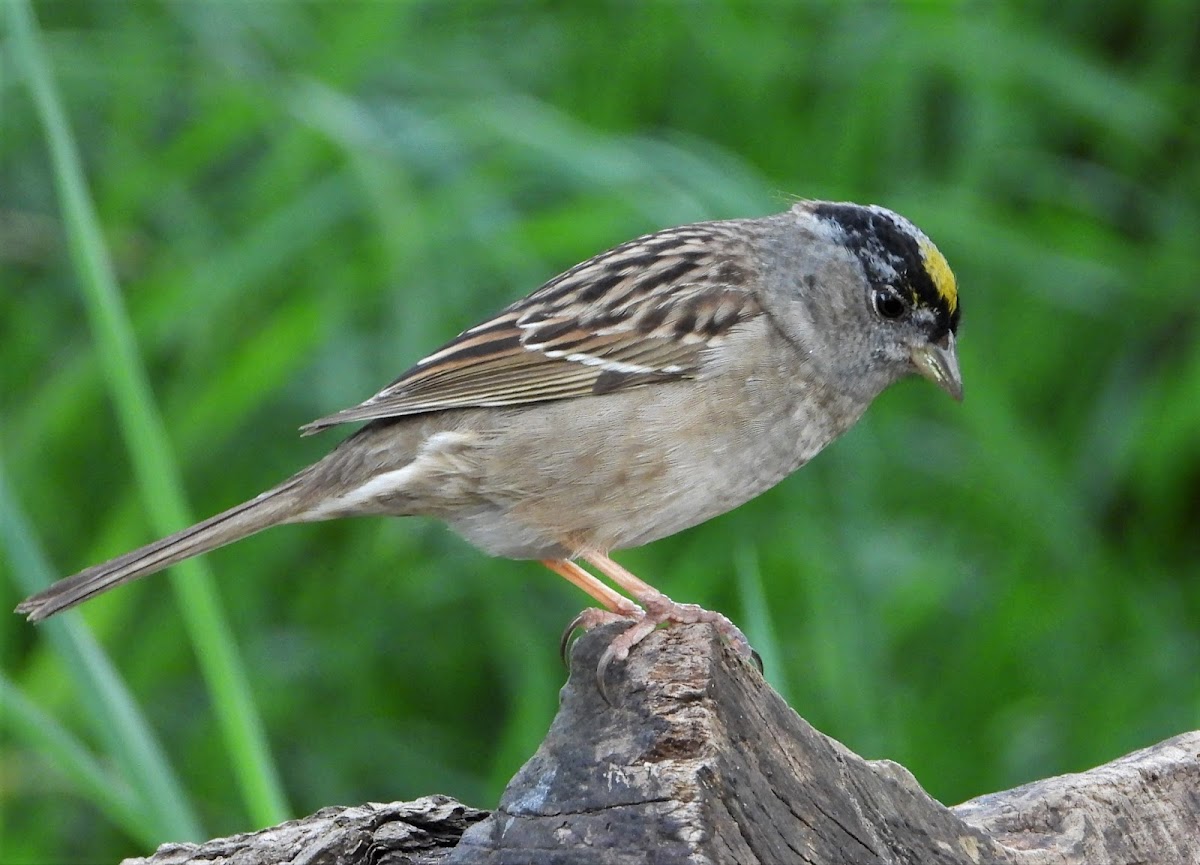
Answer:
top-left (15, 477), bottom-right (308, 623)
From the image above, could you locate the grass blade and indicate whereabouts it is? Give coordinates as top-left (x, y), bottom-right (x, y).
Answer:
top-left (0, 674), bottom-right (150, 846)
top-left (6, 0), bottom-right (289, 828)
top-left (0, 463), bottom-right (202, 842)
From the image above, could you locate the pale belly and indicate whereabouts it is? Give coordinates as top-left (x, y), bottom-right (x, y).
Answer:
top-left (436, 368), bottom-right (864, 560)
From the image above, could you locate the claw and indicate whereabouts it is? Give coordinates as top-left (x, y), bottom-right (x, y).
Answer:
top-left (560, 607), bottom-right (638, 667)
top-left (559, 611), bottom-right (588, 667)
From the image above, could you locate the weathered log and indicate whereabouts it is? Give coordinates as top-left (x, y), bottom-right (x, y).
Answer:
top-left (124, 623), bottom-right (1200, 865)
top-left (121, 796), bottom-right (487, 865)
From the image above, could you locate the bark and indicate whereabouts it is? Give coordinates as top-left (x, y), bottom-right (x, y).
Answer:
top-left (125, 623), bottom-right (1200, 865)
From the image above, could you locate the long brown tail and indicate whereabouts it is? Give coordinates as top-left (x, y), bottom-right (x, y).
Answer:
top-left (15, 475), bottom-right (311, 623)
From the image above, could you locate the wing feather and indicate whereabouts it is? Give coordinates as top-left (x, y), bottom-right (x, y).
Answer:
top-left (301, 221), bottom-right (762, 434)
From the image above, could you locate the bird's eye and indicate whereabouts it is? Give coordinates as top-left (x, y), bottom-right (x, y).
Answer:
top-left (873, 288), bottom-right (907, 320)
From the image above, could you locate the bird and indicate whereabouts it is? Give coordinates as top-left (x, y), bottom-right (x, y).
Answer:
top-left (17, 200), bottom-right (962, 671)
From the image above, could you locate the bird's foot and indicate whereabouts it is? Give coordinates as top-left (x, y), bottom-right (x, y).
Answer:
top-left (560, 606), bottom-right (643, 666)
top-left (587, 595), bottom-right (759, 702)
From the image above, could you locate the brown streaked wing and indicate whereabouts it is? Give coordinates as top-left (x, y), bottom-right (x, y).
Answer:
top-left (300, 221), bottom-right (762, 435)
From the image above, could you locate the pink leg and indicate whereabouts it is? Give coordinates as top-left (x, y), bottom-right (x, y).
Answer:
top-left (541, 559), bottom-right (644, 665)
top-left (540, 558), bottom-right (642, 617)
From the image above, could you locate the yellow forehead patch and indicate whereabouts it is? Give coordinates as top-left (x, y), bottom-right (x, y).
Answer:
top-left (918, 238), bottom-right (957, 314)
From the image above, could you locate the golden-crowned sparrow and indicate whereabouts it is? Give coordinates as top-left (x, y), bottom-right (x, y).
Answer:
top-left (17, 200), bottom-right (961, 667)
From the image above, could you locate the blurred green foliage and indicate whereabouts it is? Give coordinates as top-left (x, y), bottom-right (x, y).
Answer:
top-left (3, 2), bottom-right (1198, 862)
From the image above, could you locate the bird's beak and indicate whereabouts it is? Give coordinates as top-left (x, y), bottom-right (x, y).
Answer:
top-left (910, 333), bottom-right (963, 401)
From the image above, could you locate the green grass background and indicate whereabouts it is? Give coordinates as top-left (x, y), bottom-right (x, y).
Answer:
top-left (3, 2), bottom-right (1198, 861)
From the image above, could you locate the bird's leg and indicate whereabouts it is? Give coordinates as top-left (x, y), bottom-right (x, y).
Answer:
top-left (581, 551), bottom-right (757, 672)
top-left (541, 558), bottom-right (645, 665)
top-left (540, 558), bottom-right (642, 617)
